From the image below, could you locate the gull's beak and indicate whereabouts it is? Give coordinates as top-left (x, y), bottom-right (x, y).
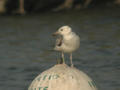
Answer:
top-left (52, 31), bottom-right (59, 36)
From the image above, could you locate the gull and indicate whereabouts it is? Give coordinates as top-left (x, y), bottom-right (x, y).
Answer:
top-left (52, 26), bottom-right (80, 67)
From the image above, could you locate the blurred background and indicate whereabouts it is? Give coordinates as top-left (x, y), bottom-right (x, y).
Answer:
top-left (0, 0), bottom-right (120, 14)
top-left (0, 0), bottom-right (120, 90)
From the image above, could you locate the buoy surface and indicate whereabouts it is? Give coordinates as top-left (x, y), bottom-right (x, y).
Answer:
top-left (28, 64), bottom-right (97, 90)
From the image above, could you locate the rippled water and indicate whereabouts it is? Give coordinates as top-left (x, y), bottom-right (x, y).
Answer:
top-left (0, 7), bottom-right (120, 90)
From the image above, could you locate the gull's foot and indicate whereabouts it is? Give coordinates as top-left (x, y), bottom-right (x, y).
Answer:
top-left (71, 64), bottom-right (74, 68)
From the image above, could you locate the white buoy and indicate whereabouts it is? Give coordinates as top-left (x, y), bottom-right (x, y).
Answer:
top-left (28, 64), bottom-right (98, 90)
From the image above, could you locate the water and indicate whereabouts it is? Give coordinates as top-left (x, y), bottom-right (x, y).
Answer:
top-left (0, 7), bottom-right (120, 90)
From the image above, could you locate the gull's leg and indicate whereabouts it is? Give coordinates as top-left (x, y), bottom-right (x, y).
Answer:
top-left (62, 52), bottom-right (65, 64)
top-left (57, 52), bottom-right (61, 64)
top-left (70, 53), bottom-right (74, 67)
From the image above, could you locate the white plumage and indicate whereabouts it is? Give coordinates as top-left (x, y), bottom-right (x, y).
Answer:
top-left (53, 26), bottom-right (80, 67)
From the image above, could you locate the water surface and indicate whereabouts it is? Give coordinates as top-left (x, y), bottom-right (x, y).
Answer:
top-left (0, 7), bottom-right (120, 90)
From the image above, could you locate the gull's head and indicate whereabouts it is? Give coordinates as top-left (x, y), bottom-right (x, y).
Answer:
top-left (53, 26), bottom-right (72, 36)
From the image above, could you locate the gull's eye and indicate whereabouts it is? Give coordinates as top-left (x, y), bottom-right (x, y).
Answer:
top-left (61, 29), bottom-right (63, 31)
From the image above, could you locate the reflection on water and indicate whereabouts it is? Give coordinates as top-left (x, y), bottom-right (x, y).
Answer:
top-left (0, 7), bottom-right (120, 90)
